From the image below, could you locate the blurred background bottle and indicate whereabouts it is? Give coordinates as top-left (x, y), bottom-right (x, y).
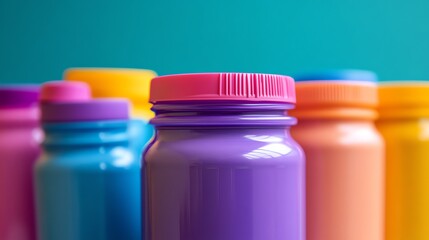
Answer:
top-left (0, 86), bottom-right (40, 240)
top-left (64, 68), bottom-right (157, 153)
top-left (34, 81), bottom-right (141, 240)
top-left (378, 82), bottom-right (429, 240)
top-left (291, 70), bottom-right (384, 240)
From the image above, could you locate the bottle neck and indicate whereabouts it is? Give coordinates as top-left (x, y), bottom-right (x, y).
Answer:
top-left (150, 101), bottom-right (297, 128)
top-left (154, 128), bottom-right (294, 142)
top-left (42, 120), bottom-right (129, 150)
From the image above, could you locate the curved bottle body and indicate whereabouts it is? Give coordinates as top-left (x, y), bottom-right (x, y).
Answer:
top-left (377, 82), bottom-right (429, 240)
top-left (35, 121), bottom-right (141, 240)
top-left (0, 107), bottom-right (40, 240)
top-left (290, 76), bottom-right (384, 240)
top-left (378, 118), bottom-right (429, 240)
top-left (292, 120), bottom-right (384, 240)
top-left (144, 102), bottom-right (305, 240)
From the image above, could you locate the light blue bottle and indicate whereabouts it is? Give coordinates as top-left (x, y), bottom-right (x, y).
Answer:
top-left (128, 119), bottom-right (154, 158)
top-left (34, 81), bottom-right (141, 240)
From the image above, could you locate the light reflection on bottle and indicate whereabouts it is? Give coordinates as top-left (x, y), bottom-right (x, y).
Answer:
top-left (419, 119), bottom-right (429, 140)
top-left (244, 135), bottom-right (282, 143)
top-left (111, 147), bottom-right (133, 167)
top-left (243, 143), bottom-right (293, 159)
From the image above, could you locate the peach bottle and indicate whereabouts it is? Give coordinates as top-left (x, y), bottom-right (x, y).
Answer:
top-left (290, 71), bottom-right (385, 240)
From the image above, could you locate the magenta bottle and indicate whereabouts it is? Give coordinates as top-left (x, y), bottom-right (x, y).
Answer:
top-left (144, 73), bottom-right (305, 240)
top-left (0, 86), bottom-right (41, 240)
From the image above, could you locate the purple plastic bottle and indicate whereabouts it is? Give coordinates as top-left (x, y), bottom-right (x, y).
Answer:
top-left (0, 86), bottom-right (41, 240)
top-left (143, 73), bottom-right (305, 240)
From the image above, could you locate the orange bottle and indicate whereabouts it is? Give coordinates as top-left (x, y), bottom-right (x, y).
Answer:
top-left (378, 82), bottom-right (429, 240)
top-left (290, 71), bottom-right (385, 240)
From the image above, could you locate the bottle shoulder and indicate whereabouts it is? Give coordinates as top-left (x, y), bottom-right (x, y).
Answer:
top-left (377, 118), bottom-right (429, 143)
top-left (144, 129), bottom-right (304, 165)
top-left (291, 121), bottom-right (383, 147)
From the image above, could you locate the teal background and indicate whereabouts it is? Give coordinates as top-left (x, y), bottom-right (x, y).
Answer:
top-left (1, 0), bottom-right (428, 83)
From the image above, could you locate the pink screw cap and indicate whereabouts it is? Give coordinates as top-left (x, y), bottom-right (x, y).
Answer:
top-left (150, 73), bottom-right (296, 103)
top-left (40, 81), bottom-right (91, 102)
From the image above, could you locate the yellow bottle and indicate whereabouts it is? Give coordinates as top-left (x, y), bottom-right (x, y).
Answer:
top-left (377, 82), bottom-right (429, 240)
top-left (64, 68), bottom-right (157, 120)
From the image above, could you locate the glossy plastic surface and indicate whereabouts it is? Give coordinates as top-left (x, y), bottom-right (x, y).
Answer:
top-left (0, 107), bottom-right (41, 240)
top-left (129, 119), bottom-right (154, 155)
top-left (144, 102), bottom-right (305, 240)
top-left (377, 118), bottom-right (429, 240)
top-left (35, 121), bottom-right (141, 240)
top-left (292, 120), bottom-right (384, 240)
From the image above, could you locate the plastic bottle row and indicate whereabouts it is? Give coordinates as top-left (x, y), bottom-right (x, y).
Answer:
top-left (0, 68), bottom-right (427, 240)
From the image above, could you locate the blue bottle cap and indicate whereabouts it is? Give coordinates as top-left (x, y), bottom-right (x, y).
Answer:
top-left (294, 69), bottom-right (378, 82)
